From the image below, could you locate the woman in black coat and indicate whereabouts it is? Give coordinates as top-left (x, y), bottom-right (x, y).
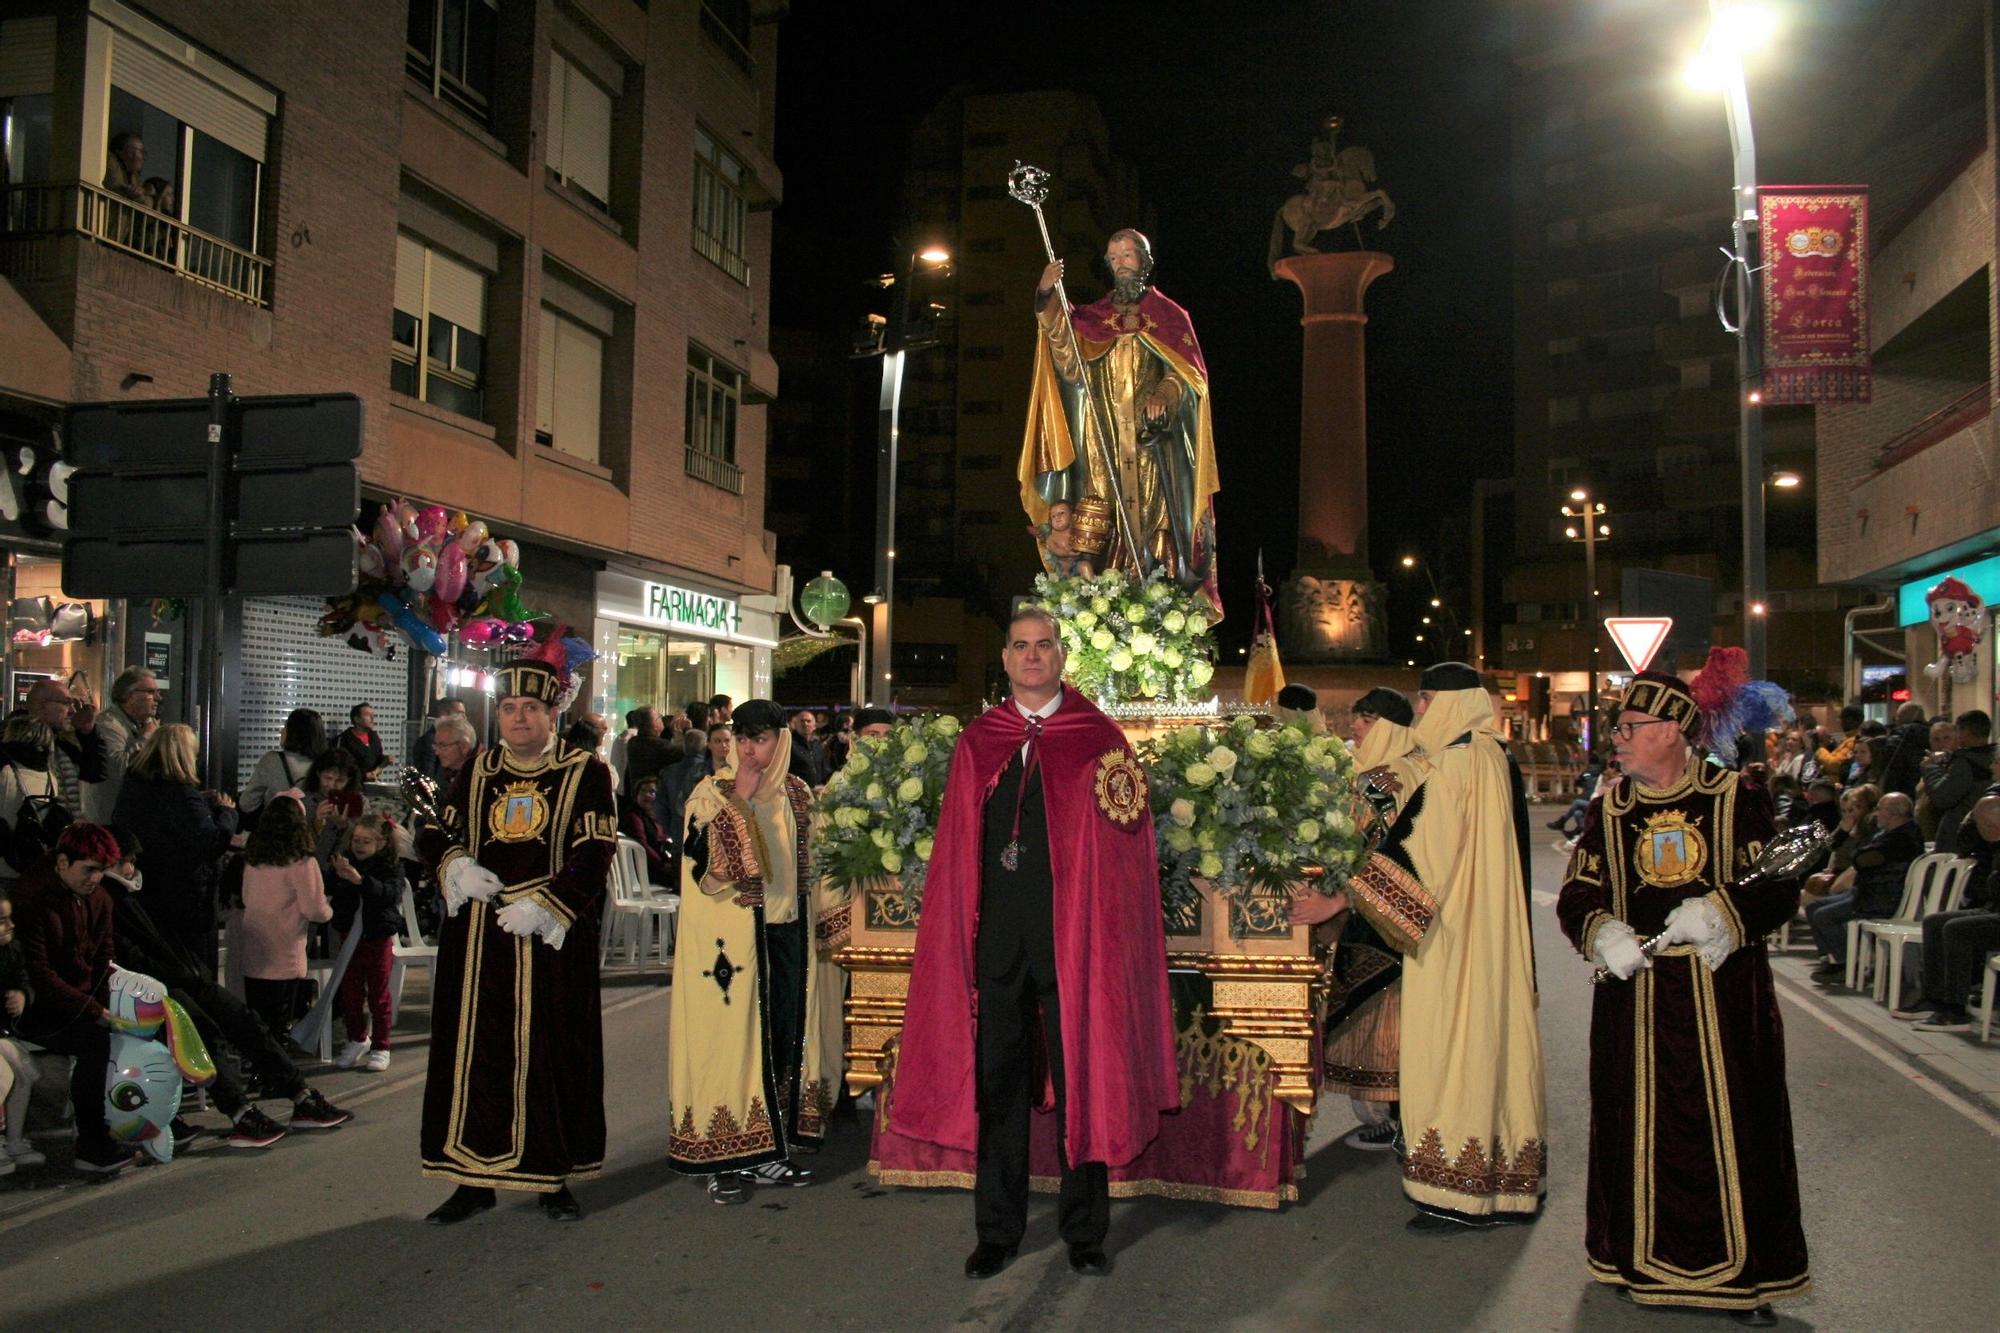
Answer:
top-left (110, 722), bottom-right (239, 974)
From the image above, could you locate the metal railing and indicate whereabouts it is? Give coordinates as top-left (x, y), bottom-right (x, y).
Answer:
top-left (683, 444), bottom-right (743, 494)
top-left (0, 180), bottom-right (271, 307)
top-left (1874, 382), bottom-right (1992, 471)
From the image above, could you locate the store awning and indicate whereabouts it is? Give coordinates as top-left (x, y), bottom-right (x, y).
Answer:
top-left (0, 279), bottom-right (72, 404)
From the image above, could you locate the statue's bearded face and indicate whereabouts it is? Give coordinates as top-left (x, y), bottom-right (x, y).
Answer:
top-left (1106, 236), bottom-right (1148, 302)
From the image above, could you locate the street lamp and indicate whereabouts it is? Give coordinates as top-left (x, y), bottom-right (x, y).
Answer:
top-left (1560, 488), bottom-right (1610, 748)
top-left (860, 241), bottom-right (952, 706)
top-left (1685, 1), bottom-right (1779, 678)
top-left (1395, 553), bottom-right (1467, 666)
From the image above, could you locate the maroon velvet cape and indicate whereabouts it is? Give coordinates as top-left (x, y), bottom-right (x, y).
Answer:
top-left (892, 690), bottom-right (1179, 1167)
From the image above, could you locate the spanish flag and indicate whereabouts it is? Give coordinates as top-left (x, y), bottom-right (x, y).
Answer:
top-left (1243, 558), bottom-right (1286, 706)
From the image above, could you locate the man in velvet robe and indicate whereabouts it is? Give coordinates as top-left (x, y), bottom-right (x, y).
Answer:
top-left (894, 606), bottom-right (1178, 1278)
top-left (419, 652), bottom-right (617, 1225)
top-left (1557, 670), bottom-right (1808, 1325)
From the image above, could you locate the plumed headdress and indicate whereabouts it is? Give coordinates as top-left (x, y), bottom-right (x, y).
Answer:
top-left (492, 626), bottom-right (596, 712)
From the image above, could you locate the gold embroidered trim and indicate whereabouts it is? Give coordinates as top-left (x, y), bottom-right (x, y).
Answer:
top-left (1348, 852), bottom-right (1436, 954)
top-left (1403, 1127), bottom-right (1547, 1198)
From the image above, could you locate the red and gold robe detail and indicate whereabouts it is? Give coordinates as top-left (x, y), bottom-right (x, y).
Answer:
top-left (667, 768), bottom-right (830, 1173)
top-left (420, 742), bottom-right (617, 1192)
top-left (1557, 765), bottom-right (1810, 1312)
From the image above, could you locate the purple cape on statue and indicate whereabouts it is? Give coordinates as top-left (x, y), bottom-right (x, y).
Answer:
top-left (890, 690), bottom-right (1179, 1167)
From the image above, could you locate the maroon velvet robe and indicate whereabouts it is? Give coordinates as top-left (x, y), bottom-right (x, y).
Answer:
top-left (1557, 767), bottom-right (1810, 1310)
top-left (892, 690), bottom-right (1179, 1167)
top-left (420, 742), bottom-right (617, 1193)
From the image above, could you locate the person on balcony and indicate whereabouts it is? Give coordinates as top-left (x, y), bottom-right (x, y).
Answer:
top-left (103, 131), bottom-right (147, 203)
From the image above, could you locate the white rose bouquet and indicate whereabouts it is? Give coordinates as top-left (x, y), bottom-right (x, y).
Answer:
top-left (812, 713), bottom-right (961, 904)
top-left (1034, 569), bottom-right (1216, 704)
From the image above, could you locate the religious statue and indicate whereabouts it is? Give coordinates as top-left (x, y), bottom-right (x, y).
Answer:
top-left (1009, 162), bottom-right (1222, 620)
top-left (1268, 116), bottom-right (1395, 276)
top-left (1028, 498), bottom-right (1097, 580)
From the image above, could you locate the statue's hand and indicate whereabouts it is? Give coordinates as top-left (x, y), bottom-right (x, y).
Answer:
top-left (1037, 260), bottom-right (1063, 298)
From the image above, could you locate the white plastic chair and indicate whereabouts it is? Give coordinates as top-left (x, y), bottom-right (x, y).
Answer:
top-left (1977, 953), bottom-right (1999, 1044)
top-left (387, 886), bottom-right (439, 1026)
top-left (1864, 857), bottom-right (1973, 1007)
top-left (599, 836), bottom-right (676, 968)
top-left (1846, 853), bottom-right (1951, 991)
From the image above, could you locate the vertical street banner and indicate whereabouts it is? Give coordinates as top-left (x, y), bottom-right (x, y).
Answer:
top-left (1758, 186), bottom-right (1870, 404)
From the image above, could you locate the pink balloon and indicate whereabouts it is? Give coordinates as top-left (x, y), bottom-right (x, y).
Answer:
top-left (434, 542), bottom-right (467, 603)
top-left (460, 617), bottom-right (506, 645)
top-left (416, 505), bottom-right (450, 542)
top-left (372, 510), bottom-right (404, 563)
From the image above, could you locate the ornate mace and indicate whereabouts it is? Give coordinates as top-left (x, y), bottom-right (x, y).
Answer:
top-left (1006, 161), bottom-right (1148, 576)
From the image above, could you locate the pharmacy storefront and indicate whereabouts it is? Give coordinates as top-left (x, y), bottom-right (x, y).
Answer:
top-left (591, 570), bottom-right (776, 726)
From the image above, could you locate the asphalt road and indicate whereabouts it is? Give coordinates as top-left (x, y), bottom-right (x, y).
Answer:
top-left (3, 836), bottom-right (1996, 1331)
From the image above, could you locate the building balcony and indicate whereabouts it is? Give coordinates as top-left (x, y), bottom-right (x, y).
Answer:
top-left (0, 180), bottom-right (270, 308)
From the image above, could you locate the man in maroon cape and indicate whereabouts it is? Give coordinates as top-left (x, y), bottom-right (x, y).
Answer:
top-left (893, 606), bottom-right (1178, 1278)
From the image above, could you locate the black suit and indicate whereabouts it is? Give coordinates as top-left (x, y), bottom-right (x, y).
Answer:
top-left (973, 746), bottom-right (1109, 1248)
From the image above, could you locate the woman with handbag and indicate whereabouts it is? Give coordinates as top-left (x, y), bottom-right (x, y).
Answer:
top-left (110, 724), bottom-right (239, 975)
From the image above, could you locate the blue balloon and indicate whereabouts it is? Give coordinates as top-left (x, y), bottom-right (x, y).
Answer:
top-left (378, 590), bottom-right (447, 656)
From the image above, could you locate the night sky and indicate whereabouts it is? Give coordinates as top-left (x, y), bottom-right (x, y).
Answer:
top-left (770, 2), bottom-right (1518, 652)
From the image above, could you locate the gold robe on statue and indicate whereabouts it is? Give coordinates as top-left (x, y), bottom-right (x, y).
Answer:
top-left (1348, 689), bottom-right (1547, 1220)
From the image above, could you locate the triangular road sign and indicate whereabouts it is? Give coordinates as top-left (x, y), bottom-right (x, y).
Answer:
top-left (1604, 617), bottom-right (1673, 674)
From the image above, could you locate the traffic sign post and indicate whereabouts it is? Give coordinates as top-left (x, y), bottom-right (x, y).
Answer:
top-left (1605, 616), bottom-right (1675, 675)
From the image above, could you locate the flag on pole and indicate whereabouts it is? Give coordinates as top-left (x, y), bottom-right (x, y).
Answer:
top-left (1244, 551), bottom-right (1286, 706)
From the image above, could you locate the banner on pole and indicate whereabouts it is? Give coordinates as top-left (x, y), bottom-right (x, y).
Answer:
top-left (1758, 186), bottom-right (1870, 404)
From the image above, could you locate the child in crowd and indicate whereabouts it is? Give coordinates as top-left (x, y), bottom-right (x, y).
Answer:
top-left (238, 795), bottom-right (332, 1040)
top-left (0, 890), bottom-right (45, 1173)
top-left (330, 814), bottom-right (406, 1073)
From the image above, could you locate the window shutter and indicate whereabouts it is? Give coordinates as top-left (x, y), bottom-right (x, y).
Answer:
top-left (394, 233), bottom-right (425, 317)
top-left (545, 54), bottom-right (568, 179)
top-left (107, 29), bottom-right (268, 162)
top-left (426, 248), bottom-right (485, 334)
top-left (553, 317), bottom-right (602, 464)
top-left (563, 67), bottom-right (612, 203)
top-left (0, 17), bottom-right (56, 96)
top-left (536, 312), bottom-right (556, 439)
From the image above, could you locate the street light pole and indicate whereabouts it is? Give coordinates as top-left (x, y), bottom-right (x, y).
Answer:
top-left (1563, 489), bottom-right (1608, 751)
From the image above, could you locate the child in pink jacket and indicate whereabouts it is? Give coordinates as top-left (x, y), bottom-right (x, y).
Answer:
top-left (238, 795), bottom-right (332, 1039)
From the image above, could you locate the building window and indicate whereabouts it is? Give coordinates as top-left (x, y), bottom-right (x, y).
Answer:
top-left (393, 233), bottom-right (487, 421)
top-left (407, 0), bottom-right (498, 124)
top-left (537, 308), bottom-right (604, 464)
top-left (692, 127), bottom-right (749, 283)
top-left (699, 0), bottom-right (754, 75)
top-left (686, 347), bottom-right (744, 493)
top-left (546, 53), bottom-right (613, 211)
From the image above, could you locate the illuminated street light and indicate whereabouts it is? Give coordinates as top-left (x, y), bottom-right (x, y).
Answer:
top-left (1770, 471), bottom-right (1802, 489)
top-left (1400, 555), bottom-right (1417, 568)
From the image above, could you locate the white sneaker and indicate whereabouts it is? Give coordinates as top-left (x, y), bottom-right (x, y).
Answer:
top-left (5, 1140), bottom-right (47, 1167)
top-left (361, 1048), bottom-right (392, 1072)
top-left (334, 1040), bottom-right (371, 1069)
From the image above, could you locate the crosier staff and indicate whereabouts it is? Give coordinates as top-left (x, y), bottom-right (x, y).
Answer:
top-left (1007, 160), bottom-right (1148, 577)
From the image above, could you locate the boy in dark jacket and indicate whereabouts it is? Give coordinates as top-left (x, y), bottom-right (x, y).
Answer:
top-left (329, 814), bottom-right (407, 1073)
top-left (12, 823), bottom-right (128, 1173)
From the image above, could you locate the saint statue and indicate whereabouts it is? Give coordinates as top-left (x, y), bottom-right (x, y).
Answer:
top-left (1017, 228), bottom-right (1222, 620)
top-left (1028, 498), bottom-right (1096, 580)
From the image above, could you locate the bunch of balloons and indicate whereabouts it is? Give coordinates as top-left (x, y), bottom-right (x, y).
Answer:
top-left (320, 499), bottom-right (546, 657)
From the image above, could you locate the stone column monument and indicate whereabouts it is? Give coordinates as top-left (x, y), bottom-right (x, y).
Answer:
top-left (1267, 120), bottom-right (1394, 661)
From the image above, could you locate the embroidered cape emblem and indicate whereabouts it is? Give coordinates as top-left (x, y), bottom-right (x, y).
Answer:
top-left (488, 780), bottom-right (551, 842)
top-left (1636, 809), bottom-right (1707, 889)
top-left (704, 939), bottom-right (738, 1004)
top-left (1094, 749), bottom-right (1147, 827)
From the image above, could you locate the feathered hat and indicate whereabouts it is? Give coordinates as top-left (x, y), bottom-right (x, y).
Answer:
top-left (492, 625), bottom-right (597, 712)
top-left (1620, 647), bottom-right (1793, 765)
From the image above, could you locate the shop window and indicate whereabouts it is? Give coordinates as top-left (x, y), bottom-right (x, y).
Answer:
top-left (685, 346), bottom-right (744, 494)
top-left (546, 52), bottom-right (613, 211)
top-left (7, 555), bottom-right (109, 720)
top-left (407, 0), bottom-right (499, 125)
top-left (609, 627), bottom-right (714, 722)
top-left (692, 126), bottom-right (750, 283)
top-left (536, 307), bottom-right (604, 464)
top-left (393, 232), bottom-right (488, 421)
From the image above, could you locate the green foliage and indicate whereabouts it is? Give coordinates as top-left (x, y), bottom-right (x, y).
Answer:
top-left (1035, 568), bottom-right (1216, 705)
top-left (811, 713), bottom-right (962, 907)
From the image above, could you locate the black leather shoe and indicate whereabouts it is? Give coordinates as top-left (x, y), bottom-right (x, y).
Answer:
top-left (1067, 1243), bottom-right (1109, 1275)
top-left (539, 1185), bottom-right (581, 1221)
top-left (964, 1242), bottom-right (1017, 1279)
top-left (424, 1186), bottom-right (495, 1225)
top-left (1730, 1305), bottom-right (1777, 1327)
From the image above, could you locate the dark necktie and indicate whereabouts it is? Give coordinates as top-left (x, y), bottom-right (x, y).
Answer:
top-left (999, 717), bottom-right (1044, 872)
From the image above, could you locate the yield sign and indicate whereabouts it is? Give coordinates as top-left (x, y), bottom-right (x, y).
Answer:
top-left (1604, 617), bottom-right (1673, 674)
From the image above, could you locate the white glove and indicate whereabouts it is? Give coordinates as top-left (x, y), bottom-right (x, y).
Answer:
top-left (1591, 921), bottom-right (1649, 980)
top-left (493, 898), bottom-right (566, 949)
top-left (443, 858), bottom-right (504, 916)
top-left (1661, 897), bottom-right (1734, 972)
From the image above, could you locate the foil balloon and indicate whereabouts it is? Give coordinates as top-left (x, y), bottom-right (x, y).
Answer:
top-left (372, 509), bottom-right (405, 563)
top-left (455, 519), bottom-right (489, 553)
top-left (434, 541), bottom-right (468, 604)
top-left (495, 538), bottom-right (521, 569)
top-left (416, 505), bottom-right (450, 543)
top-left (450, 510), bottom-right (470, 533)
top-left (379, 590), bottom-right (447, 656)
top-left (357, 541), bottom-right (386, 581)
top-left (483, 565), bottom-right (535, 624)
top-left (401, 546), bottom-right (438, 593)
top-left (428, 595), bottom-right (459, 634)
top-left (104, 967), bottom-right (216, 1164)
top-left (460, 617), bottom-right (508, 646)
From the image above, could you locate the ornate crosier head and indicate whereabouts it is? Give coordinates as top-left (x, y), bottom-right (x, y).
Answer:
top-left (1006, 161), bottom-right (1051, 209)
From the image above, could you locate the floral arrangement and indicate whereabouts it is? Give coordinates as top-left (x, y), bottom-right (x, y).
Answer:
top-left (1035, 569), bottom-right (1216, 705)
top-left (1138, 715), bottom-right (1366, 922)
top-left (811, 713), bottom-right (960, 904)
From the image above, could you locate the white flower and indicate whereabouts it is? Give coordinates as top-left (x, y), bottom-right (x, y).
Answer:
top-left (1147, 580), bottom-right (1172, 602)
top-left (846, 753), bottom-right (870, 775)
top-left (1162, 610), bottom-right (1187, 634)
top-left (1075, 609), bottom-right (1098, 629)
top-left (1185, 761), bottom-right (1217, 788)
top-left (1162, 646), bottom-right (1183, 669)
top-left (1124, 602), bottom-right (1149, 623)
top-left (1091, 597), bottom-right (1111, 614)
top-left (1207, 745), bottom-right (1238, 775)
top-left (1329, 811), bottom-right (1353, 836)
top-left (1108, 649), bottom-right (1134, 672)
top-left (865, 782), bottom-right (884, 801)
top-left (1196, 827), bottom-right (1217, 850)
top-left (869, 827), bottom-right (891, 848)
top-left (1198, 851), bottom-right (1223, 879)
top-left (1169, 798), bottom-right (1196, 827)
top-left (915, 836), bottom-right (935, 861)
top-left (897, 776), bottom-right (924, 803)
top-left (1244, 730), bottom-right (1277, 759)
top-left (1189, 660), bottom-right (1215, 687)
top-left (1139, 677), bottom-right (1160, 697)
top-left (1165, 824), bottom-right (1195, 852)
top-left (880, 850), bottom-right (904, 874)
top-left (1297, 819), bottom-right (1322, 843)
top-left (832, 806), bottom-right (859, 829)
top-left (1090, 628), bottom-right (1115, 652)
top-left (933, 715), bottom-right (960, 736)
top-left (1129, 631), bottom-right (1158, 657)
top-left (904, 743), bottom-right (928, 765)
top-left (1277, 727), bottom-right (1302, 748)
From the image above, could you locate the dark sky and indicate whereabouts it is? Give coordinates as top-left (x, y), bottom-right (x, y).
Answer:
top-left (770, 1), bottom-right (1518, 651)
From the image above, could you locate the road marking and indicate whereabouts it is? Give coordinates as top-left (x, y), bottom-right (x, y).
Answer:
top-left (1771, 973), bottom-right (2000, 1137)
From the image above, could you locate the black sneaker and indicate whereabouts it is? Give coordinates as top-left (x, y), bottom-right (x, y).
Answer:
top-left (1809, 964), bottom-right (1845, 984)
top-left (1343, 1120), bottom-right (1399, 1152)
top-left (1914, 1009), bottom-right (1972, 1033)
top-left (74, 1145), bottom-right (133, 1175)
top-left (169, 1116), bottom-right (206, 1148)
top-left (227, 1106), bottom-right (287, 1149)
top-left (707, 1172), bottom-right (750, 1205)
top-left (289, 1090), bottom-right (352, 1130)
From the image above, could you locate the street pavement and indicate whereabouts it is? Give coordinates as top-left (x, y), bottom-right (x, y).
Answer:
top-left (3, 831), bottom-right (1997, 1331)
